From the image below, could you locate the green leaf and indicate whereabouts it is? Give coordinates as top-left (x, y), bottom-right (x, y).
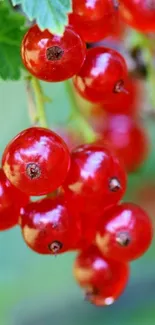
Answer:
top-left (0, 2), bottom-right (27, 80)
top-left (11, 0), bottom-right (72, 35)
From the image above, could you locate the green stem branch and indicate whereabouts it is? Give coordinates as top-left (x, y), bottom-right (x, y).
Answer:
top-left (30, 77), bottom-right (48, 128)
top-left (143, 47), bottom-right (155, 109)
top-left (65, 80), bottom-right (97, 143)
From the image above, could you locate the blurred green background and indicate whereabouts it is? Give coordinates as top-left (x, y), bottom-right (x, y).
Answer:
top-left (0, 81), bottom-right (155, 325)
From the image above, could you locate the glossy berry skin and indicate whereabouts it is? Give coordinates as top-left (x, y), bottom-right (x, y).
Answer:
top-left (96, 203), bottom-right (153, 262)
top-left (72, 0), bottom-right (119, 21)
top-left (2, 127), bottom-right (70, 196)
top-left (120, 0), bottom-right (155, 32)
top-left (0, 169), bottom-right (29, 231)
top-left (101, 77), bottom-right (140, 116)
top-left (69, 12), bottom-right (118, 43)
top-left (73, 245), bottom-right (129, 306)
top-left (21, 24), bottom-right (86, 82)
top-left (63, 144), bottom-right (127, 247)
top-left (73, 47), bottom-right (128, 103)
top-left (20, 194), bottom-right (81, 255)
top-left (99, 114), bottom-right (149, 172)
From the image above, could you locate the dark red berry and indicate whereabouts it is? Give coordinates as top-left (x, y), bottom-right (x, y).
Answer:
top-left (21, 24), bottom-right (86, 82)
top-left (120, 0), bottom-right (155, 32)
top-left (72, 0), bottom-right (119, 21)
top-left (98, 114), bottom-right (149, 172)
top-left (101, 76), bottom-right (140, 116)
top-left (73, 47), bottom-right (128, 103)
top-left (73, 245), bottom-right (129, 306)
top-left (70, 0), bottom-right (119, 43)
top-left (96, 203), bottom-right (153, 262)
top-left (2, 127), bottom-right (70, 196)
top-left (20, 194), bottom-right (81, 254)
top-left (69, 12), bottom-right (118, 43)
top-left (0, 169), bottom-right (29, 231)
top-left (63, 144), bottom-right (127, 246)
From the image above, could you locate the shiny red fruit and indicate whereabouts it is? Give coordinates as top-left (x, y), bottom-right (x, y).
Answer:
top-left (20, 194), bottom-right (81, 255)
top-left (120, 0), bottom-right (155, 32)
top-left (0, 169), bottom-right (29, 231)
top-left (73, 47), bottom-right (128, 103)
top-left (21, 24), bottom-right (86, 82)
top-left (2, 127), bottom-right (70, 196)
top-left (73, 245), bottom-right (129, 306)
top-left (69, 12), bottom-right (118, 43)
top-left (101, 77), bottom-right (140, 116)
top-left (98, 114), bottom-right (149, 172)
top-left (72, 0), bottom-right (119, 21)
top-left (96, 203), bottom-right (153, 262)
top-left (63, 144), bottom-right (127, 246)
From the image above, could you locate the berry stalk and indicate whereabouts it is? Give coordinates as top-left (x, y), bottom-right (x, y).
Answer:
top-left (30, 76), bottom-right (48, 128)
top-left (143, 46), bottom-right (155, 109)
top-left (65, 80), bottom-right (97, 143)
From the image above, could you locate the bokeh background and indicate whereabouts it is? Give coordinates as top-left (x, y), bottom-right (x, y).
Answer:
top-left (0, 80), bottom-right (155, 325)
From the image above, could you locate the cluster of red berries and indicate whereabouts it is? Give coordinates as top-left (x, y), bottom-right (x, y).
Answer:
top-left (2, 0), bottom-right (154, 307)
top-left (0, 126), bottom-right (153, 306)
top-left (21, 0), bottom-right (150, 172)
top-left (74, 74), bottom-right (149, 172)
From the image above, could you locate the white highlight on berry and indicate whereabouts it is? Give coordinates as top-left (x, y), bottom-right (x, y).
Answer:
top-left (104, 297), bottom-right (115, 305)
top-left (91, 53), bottom-right (111, 77)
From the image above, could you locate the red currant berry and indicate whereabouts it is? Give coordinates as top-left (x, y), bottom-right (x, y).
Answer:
top-left (2, 127), bottom-right (70, 196)
top-left (120, 0), bottom-right (155, 32)
top-left (20, 194), bottom-right (81, 255)
top-left (0, 169), bottom-right (29, 231)
top-left (69, 11), bottom-right (118, 43)
top-left (21, 24), bottom-right (86, 82)
top-left (73, 47), bottom-right (128, 103)
top-left (98, 114), bottom-right (149, 172)
top-left (96, 203), bottom-right (153, 262)
top-left (63, 144), bottom-right (127, 246)
top-left (73, 245), bottom-right (129, 306)
top-left (101, 77), bottom-right (140, 116)
top-left (72, 0), bottom-right (119, 21)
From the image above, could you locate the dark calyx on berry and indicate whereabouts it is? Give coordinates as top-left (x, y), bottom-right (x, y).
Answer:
top-left (113, 80), bottom-right (125, 93)
top-left (116, 231), bottom-right (131, 247)
top-left (49, 240), bottom-right (63, 254)
top-left (109, 178), bottom-right (121, 192)
top-left (26, 162), bottom-right (41, 179)
top-left (46, 46), bottom-right (64, 61)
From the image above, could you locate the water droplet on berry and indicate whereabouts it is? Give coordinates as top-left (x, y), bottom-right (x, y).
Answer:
top-left (26, 162), bottom-right (41, 180)
top-left (48, 240), bottom-right (63, 254)
top-left (109, 177), bottom-right (121, 192)
top-left (116, 231), bottom-right (131, 246)
top-left (46, 46), bottom-right (64, 61)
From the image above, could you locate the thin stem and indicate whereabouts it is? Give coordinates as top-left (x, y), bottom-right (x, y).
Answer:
top-left (26, 78), bottom-right (38, 124)
top-left (65, 80), bottom-right (97, 143)
top-left (30, 77), bottom-right (48, 128)
top-left (143, 47), bottom-right (155, 109)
